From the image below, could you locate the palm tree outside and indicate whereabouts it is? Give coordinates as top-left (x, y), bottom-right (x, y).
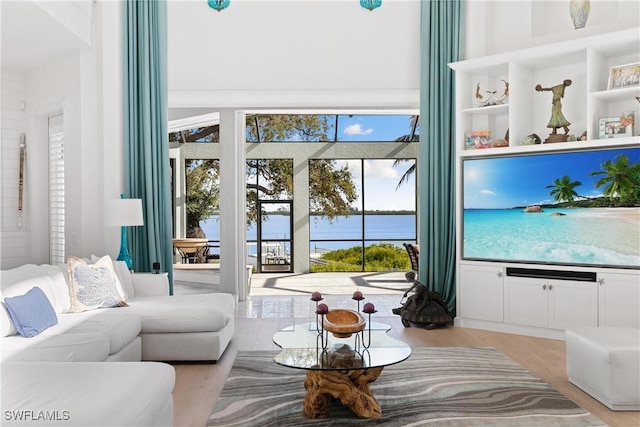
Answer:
top-left (393, 115), bottom-right (419, 189)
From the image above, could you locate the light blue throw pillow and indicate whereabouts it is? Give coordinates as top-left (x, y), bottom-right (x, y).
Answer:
top-left (4, 287), bottom-right (58, 338)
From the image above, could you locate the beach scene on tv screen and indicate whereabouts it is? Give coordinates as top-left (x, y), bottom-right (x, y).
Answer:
top-left (463, 147), bottom-right (640, 268)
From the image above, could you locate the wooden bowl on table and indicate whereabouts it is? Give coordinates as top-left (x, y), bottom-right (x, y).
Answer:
top-left (323, 309), bottom-right (366, 338)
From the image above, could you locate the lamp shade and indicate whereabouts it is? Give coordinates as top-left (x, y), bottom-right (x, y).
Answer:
top-left (105, 198), bottom-right (144, 227)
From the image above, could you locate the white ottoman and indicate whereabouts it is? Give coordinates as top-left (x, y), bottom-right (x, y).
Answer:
top-left (566, 327), bottom-right (640, 411)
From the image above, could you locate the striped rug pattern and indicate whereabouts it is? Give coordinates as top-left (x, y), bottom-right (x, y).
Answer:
top-left (208, 347), bottom-right (605, 426)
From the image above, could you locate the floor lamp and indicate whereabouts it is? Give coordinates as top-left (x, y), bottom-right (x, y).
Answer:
top-left (106, 195), bottom-right (144, 271)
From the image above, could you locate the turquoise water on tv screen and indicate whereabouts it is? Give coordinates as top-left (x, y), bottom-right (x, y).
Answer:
top-left (463, 207), bottom-right (640, 268)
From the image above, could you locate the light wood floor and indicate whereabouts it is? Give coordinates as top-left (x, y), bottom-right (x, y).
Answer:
top-left (171, 313), bottom-right (640, 427)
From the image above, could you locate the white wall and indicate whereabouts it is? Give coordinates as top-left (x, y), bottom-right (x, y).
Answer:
top-left (464, 0), bottom-right (640, 59)
top-left (167, 0), bottom-right (422, 109)
top-left (0, 0), bottom-right (117, 268)
top-left (0, 70), bottom-right (31, 267)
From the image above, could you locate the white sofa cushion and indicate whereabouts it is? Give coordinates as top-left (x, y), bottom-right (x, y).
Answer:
top-left (1, 362), bottom-right (175, 426)
top-left (59, 310), bottom-right (141, 356)
top-left (38, 264), bottom-right (72, 312)
top-left (1, 309), bottom-right (140, 361)
top-left (0, 290), bottom-right (17, 337)
top-left (114, 260), bottom-right (135, 299)
top-left (1, 333), bottom-right (110, 362)
top-left (128, 293), bottom-right (235, 333)
top-left (1, 265), bottom-right (69, 337)
top-left (0, 265), bottom-right (68, 314)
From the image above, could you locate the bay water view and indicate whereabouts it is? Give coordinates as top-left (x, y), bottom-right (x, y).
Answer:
top-left (200, 214), bottom-right (417, 255)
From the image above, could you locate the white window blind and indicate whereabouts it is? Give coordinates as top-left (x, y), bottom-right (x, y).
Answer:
top-left (49, 114), bottom-right (65, 265)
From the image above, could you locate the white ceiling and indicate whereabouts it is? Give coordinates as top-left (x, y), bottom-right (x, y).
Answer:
top-left (1, 1), bottom-right (89, 72)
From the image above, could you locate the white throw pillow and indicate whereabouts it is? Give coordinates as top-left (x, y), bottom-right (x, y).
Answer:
top-left (68, 256), bottom-right (128, 313)
top-left (38, 264), bottom-right (73, 313)
top-left (113, 260), bottom-right (135, 300)
top-left (91, 255), bottom-right (134, 300)
top-left (0, 290), bottom-right (18, 337)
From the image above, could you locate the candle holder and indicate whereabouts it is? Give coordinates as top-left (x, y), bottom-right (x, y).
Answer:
top-left (358, 303), bottom-right (377, 350)
top-left (310, 292), bottom-right (324, 332)
top-left (316, 315), bottom-right (328, 351)
top-left (315, 303), bottom-right (329, 350)
top-left (352, 290), bottom-right (364, 312)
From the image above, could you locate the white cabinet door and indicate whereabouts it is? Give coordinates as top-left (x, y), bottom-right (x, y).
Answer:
top-left (598, 272), bottom-right (640, 328)
top-left (504, 276), bottom-right (548, 328)
top-left (548, 280), bottom-right (598, 330)
top-left (459, 264), bottom-right (504, 322)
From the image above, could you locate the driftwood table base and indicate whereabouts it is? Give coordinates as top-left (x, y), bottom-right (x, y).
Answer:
top-left (302, 367), bottom-right (384, 419)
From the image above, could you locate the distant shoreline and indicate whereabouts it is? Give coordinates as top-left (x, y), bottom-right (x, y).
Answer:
top-left (209, 211), bottom-right (417, 216)
top-left (511, 196), bottom-right (639, 211)
top-left (567, 207), bottom-right (640, 222)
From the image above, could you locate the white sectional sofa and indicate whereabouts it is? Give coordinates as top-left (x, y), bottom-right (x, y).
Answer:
top-left (3, 362), bottom-right (175, 427)
top-left (0, 257), bottom-right (237, 426)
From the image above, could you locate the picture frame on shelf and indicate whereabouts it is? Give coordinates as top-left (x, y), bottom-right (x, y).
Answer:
top-left (607, 62), bottom-right (640, 90)
top-left (598, 116), bottom-right (633, 139)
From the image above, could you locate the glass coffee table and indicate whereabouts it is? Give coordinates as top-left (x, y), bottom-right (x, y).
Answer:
top-left (273, 321), bottom-right (411, 419)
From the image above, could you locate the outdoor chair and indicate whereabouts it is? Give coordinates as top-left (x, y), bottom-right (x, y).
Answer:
top-left (403, 243), bottom-right (419, 283)
top-left (204, 243), bottom-right (220, 263)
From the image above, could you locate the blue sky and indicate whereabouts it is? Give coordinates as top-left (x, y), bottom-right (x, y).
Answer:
top-left (335, 159), bottom-right (416, 211)
top-left (338, 115), bottom-right (416, 142)
top-left (334, 114), bottom-right (417, 211)
top-left (463, 147), bottom-right (640, 209)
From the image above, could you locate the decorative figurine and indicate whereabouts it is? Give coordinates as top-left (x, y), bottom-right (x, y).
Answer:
top-left (475, 80), bottom-right (509, 107)
top-left (580, 131), bottom-right (587, 141)
top-left (535, 79), bottom-right (572, 143)
top-left (522, 133), bottom-right (542, 145)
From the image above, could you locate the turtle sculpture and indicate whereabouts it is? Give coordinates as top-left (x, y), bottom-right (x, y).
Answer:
top-left (392, 281), bottom-right (452, 329)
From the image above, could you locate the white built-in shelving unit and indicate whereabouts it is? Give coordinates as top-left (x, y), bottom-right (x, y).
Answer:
top-left (450, 28), bottom-right (640, 340)
top-left (451, 28), bottom-right (639, 157)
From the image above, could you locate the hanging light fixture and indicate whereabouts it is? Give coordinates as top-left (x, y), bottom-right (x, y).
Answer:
top-left (360, 0), bottom-right (382, 11)
top-left (208, 0), bottom-right (230, 12)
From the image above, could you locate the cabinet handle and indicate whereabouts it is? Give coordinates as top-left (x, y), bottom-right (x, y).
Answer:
top-left (497, 271), bottom-right (503, 278)
top-left (598, 278), bottom-right (605, 285)
top-left (542, 284), bottom-right (547, 290)
top-left (549, 284), bottom-right (553, 291)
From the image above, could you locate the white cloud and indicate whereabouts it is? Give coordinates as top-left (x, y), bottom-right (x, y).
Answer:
top-left (344, 123), bottom-right (373, 135)
top-left (364, 160), bottom-right (398, 181)
top-left (480, 189), bottom-right (495, 195)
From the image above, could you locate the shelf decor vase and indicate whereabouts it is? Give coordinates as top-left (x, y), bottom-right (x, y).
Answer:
top-left (570, 0), bottom-right (590, 29)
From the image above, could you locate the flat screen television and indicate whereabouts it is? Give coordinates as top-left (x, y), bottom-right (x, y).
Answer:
top-left (462, 146), bottom-right (640, 270)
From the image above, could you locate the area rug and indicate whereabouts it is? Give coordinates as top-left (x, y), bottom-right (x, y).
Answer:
top-left (208, 347), bottom-right (605, 426)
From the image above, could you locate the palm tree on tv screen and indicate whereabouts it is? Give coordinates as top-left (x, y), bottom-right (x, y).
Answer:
top-left (546, 175), bottom-right (583, 205)
top-left (590, 154), bottom-right (640, 202)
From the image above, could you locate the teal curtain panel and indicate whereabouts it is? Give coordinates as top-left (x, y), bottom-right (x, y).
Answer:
top-left (123, 0), bottom-right (174, 292)
top-left (418, 0), bottom-right (464, 315)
